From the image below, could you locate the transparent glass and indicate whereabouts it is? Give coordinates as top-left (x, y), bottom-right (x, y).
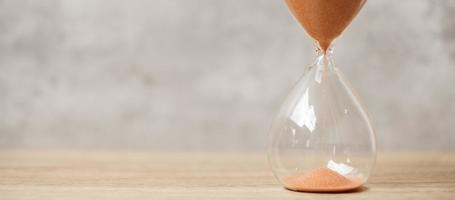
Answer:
top-left (267, 47), bottom-right (376, 192)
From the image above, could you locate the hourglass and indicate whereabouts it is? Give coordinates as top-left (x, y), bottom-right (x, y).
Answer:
top-left (268, 0), bottom-right (376, 192)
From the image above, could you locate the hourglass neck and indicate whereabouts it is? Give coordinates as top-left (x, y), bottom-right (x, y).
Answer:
top-left (316, 45), bottom-right (334, 57)
top-left (311, 45), bottom-right (335, 73)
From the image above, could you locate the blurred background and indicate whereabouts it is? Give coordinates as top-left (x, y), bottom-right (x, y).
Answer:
top-left (0, 0), bottom-right (454, 151)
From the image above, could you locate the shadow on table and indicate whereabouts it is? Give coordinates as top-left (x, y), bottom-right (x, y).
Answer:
top-left (285, 186), bottom-right (369, 194)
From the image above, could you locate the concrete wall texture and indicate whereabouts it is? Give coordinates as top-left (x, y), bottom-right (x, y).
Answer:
top-left (0, 0), bottom-right (454, 151)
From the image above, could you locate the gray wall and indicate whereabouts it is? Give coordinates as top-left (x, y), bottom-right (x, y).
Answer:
top-left (0, 0), bottom-right (454, 151)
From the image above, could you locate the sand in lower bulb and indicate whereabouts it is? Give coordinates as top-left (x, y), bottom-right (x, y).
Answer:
top-left (283, 167), bottom-right (363, 192)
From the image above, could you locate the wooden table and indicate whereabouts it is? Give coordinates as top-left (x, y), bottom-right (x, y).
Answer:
top-left (0, 151), bottom-right (454, 199)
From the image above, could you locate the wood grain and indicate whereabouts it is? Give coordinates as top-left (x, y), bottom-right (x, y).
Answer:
top-left (0, 151), bottom-right (454, 199)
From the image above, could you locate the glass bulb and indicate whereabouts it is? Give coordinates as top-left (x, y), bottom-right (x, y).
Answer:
top-left (267, 47), bottom-right (376, 192)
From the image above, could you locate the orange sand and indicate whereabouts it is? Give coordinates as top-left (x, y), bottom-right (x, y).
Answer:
top-left (283, 167), bottom-right (363, 192)
top-left (285, 0), bottom-right (366, 52)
